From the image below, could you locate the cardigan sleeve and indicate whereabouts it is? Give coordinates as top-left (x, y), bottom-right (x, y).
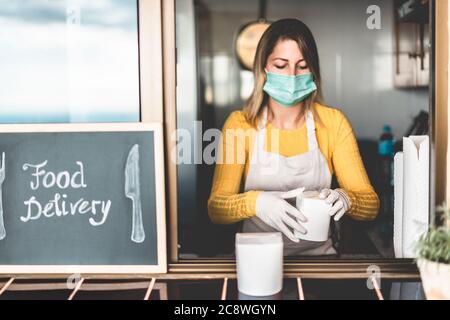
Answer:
top-left (207, 112), bottom-right (261, 224)
top-left (331, 110), bottom-right (380, 221)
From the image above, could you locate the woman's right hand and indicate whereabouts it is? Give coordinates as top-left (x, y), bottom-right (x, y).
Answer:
top-left (255, 189), bottom-right (308, 242)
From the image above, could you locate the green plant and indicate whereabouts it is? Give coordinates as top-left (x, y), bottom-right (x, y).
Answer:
top-left (416, 204), bottom-right (450, 264)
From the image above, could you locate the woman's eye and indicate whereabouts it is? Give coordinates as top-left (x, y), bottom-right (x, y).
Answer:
top-left (297, 65), bottom-right (309, 70)
top-left (274, 65), bottom-right (286, 69)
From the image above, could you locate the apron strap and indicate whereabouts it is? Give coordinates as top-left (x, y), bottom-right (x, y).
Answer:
top-left (306, 111), bottom-right (319, 151)
top-left (256, 128), bottom-right (266, 152)
top-left (257, 107), bottom-right (269, 130)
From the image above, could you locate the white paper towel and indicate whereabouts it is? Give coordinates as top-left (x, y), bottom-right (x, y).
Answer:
top-left (235, 233), bottom-right (283, 296)
top-left (394, 152), bottom-right (404, 258)
top-left (402, 136), bottom-right (430, 258)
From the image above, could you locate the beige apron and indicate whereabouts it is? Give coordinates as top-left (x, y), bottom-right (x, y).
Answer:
top-left (242, 107), bottom-right (337, 256)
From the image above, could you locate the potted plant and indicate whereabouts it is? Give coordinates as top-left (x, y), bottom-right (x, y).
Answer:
top-left (416, 204), bottom-right (450, 300)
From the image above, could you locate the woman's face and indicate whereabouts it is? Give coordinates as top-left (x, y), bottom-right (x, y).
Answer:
top-left (265, 39), bottom-right (311, 76)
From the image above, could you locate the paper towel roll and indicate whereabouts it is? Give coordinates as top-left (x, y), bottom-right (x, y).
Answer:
top-left (394, 152), bottom-right (404, 258)
top-left (402, 136), bottom-right (430, 258)
top-left (235, 233), bottom-right (283, 296)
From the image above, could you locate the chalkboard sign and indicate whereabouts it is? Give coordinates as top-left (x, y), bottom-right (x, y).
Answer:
top-left (0, 123), bottom-right (166, 274)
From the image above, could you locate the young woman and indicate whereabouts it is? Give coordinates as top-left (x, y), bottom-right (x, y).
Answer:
top-left (208, 18), bottom-right (379, 256)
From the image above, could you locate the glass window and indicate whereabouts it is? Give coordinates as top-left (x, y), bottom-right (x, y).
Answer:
top-left (175, 0), bottom-right (431, 259)
top-left (0, 0), bottom-right (140, 123)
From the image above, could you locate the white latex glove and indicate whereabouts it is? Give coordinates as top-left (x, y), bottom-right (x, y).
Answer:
top-left (255, 187), bottom-right (307, 243)
top-left (318, 188), bottom-right (350, 221)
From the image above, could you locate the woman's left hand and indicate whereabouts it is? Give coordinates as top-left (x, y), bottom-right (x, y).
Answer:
top-left (319, 188), bottom-right (351, 221)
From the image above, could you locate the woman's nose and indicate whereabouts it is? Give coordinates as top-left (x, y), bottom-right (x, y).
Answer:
top-left (287, 66), bottom-right (298, 76)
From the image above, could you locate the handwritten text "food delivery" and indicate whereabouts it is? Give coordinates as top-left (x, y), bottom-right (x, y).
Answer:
top-left (20, 161), bottom-right (112, 227)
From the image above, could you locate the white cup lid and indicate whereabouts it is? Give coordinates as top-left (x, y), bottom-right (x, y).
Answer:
top-left (302, 190), bottom-right (320, 199)
top-left (235, 232), bottom-right (282, 245)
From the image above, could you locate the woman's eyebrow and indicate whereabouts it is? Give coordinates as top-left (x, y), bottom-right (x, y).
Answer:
top-left (274, 58), bottom-right (306, 63)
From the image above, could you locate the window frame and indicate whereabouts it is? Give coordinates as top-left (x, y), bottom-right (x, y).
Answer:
top-left (162, 0), bottom-right (446, 278)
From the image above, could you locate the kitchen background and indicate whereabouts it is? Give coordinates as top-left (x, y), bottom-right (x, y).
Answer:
top-left (175, 0), bottom-right (430, 258)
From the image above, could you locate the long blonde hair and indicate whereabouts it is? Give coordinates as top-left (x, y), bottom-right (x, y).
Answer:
top-left (243, 18), bottom-right (324, 127)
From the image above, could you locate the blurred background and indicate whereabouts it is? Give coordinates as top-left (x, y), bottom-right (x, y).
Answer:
top-left (0, 0), bottom-right (140, 123)
top-left (175, 0), bottom-right (431, 258)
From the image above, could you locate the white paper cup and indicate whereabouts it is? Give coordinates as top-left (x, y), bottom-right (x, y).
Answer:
top-left (235, 233), bottom-right (283, 296)
top-left (294, 191), bottom-right (332, 242)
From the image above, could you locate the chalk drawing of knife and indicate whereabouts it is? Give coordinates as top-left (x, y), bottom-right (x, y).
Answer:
top-left (125, 144), bottom-right (145, 243)
top-left (0, 152), bottom-right (6, 240)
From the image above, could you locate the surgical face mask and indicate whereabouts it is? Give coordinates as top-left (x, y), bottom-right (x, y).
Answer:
top-left (263, 70), bottom-right (317, 107)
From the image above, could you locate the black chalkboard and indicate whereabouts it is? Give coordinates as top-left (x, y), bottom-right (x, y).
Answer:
top-left (0, 124), bottom-right (166, 273)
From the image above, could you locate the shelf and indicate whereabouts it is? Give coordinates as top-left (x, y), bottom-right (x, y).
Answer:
top-left (0, 276), bottom-right (425, 300)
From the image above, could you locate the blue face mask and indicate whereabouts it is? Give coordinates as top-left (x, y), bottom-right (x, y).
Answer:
top-left (263, 70), bottom-right (317, 107)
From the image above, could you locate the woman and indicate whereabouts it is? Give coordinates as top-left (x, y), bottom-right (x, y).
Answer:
top-left (207, 18), bottom-right (379, 256)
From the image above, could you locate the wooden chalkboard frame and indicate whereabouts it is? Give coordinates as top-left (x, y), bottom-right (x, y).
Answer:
top-left (0, 122), bottom-right (167, 274)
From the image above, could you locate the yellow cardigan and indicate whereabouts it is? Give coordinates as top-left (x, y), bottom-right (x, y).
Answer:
top-left (207, 103), bottom-right (380, 224)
